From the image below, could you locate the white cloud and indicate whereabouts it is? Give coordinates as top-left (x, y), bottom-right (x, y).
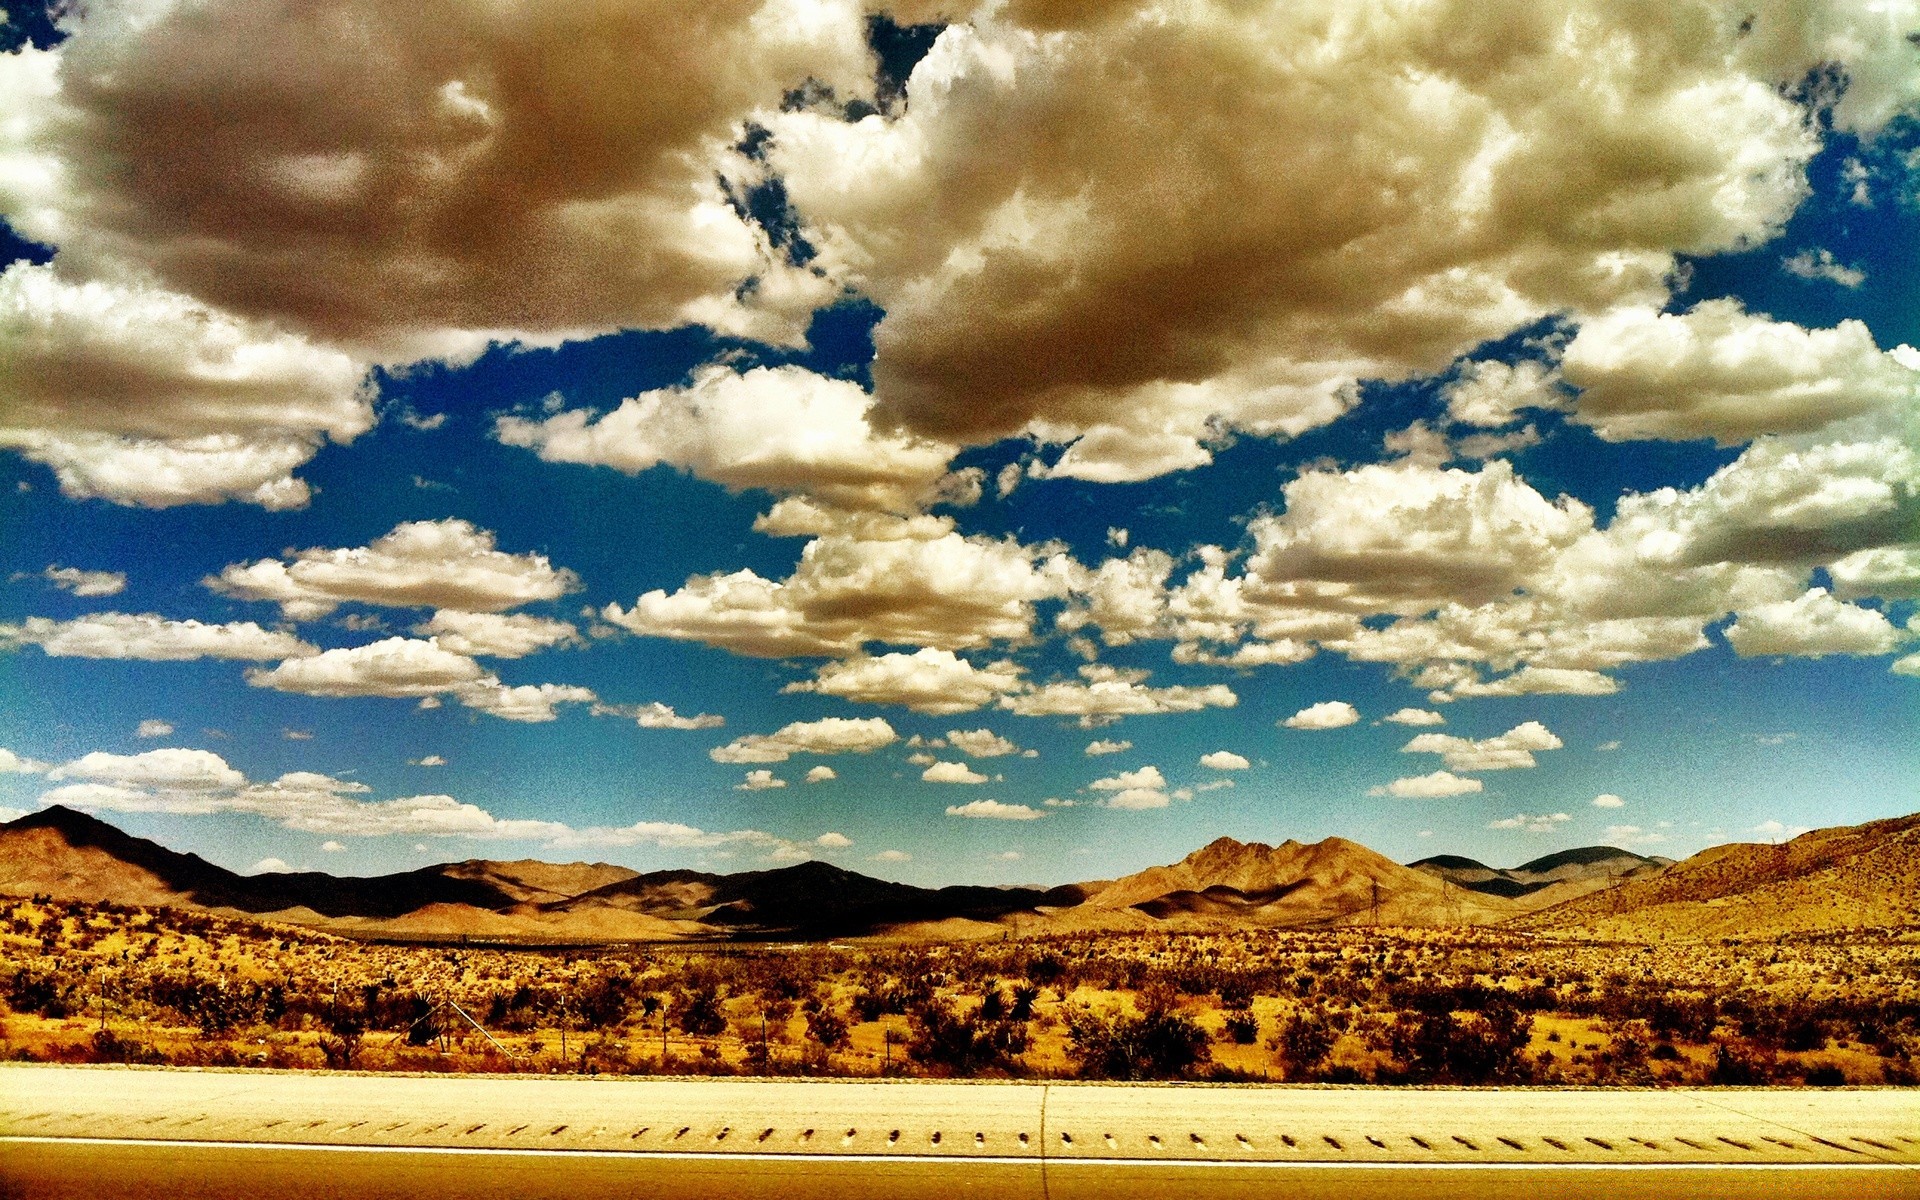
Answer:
top-left (1199, 750), bottom-right (1250, 771)
top-left (1368, 771), bottom-right (1485, 799)
top-left (319, 840), bottom-right (345, 852)
top-left (0, 749), bottom-right (50, 775)
top-left (995, 850), bottom-right (1023, 861)
top-left (1282, 701), bottom-right (1360, 730)
top-left (805, 766), bottom-right (837, 784)
top-left (1443, 359), bottom-right (1566, 428)
top-left (2, 613), bottom-right (316, 661)
top-left (455, 679), bottom-right (596, 723)
top-left (1725, 588), bottom-right (1904, 658)
top-left (1000, 664), bottom-right (1237, 727)
top-left (1090, 765), bottom-right (1168, 792)
top-left (1102, 788), bottom-right (1172, 811)
top-left (944, 729), bottom-right (1023, 758)
top-left (736, 769), bottom-right (786, 791)
top-left (945, 799), bottom-right (1043, 821)
top-left (608, 521), bottom-right (1071, 658)
top-left (1560, 301), bottom-right (1916, 445)
top-left (1781, 248), bottom-right (1865, 288)
top-left (815, 831), bottom-right (852, 848)
top-left (1403, 720), bottom-right (1563, 771)
top-left (209, 520), bottom-right (578, 620)
top-left (411, 756), bottom-right (447, 767)
top-left (497, 365), bottom-right (957, 514)
top-left (871, 849), bottom-right (912, 862)
top-left (784, 648), bottom-right (1026, 714)
top-left (709, 716), bottom-right (898, 763)
top-left (413, 610), bottom-right (579, 658)
top-left (767, 0), bottom-right (1846, 479)
top-left (1445, 666), bottom-right (1623, 698)
top-left (1489, 812), bottom-right (1573, 833)
top-left (41, 565), bottom-right (126, 597)
top-left (49, 748), bottom-right (246, 791)
top-left (245, 637), bottom-right (486, 698)
top-left (1085, 739), bottom-right (1133, 756)
top-left (1381, 708), bottom-right (1445, 726)
top-left (136, 720), bottom-right (174, 739)
top-left (1894, 651), bottom-right (1920, 678)
top-left (0, 264), bottom-right (371, 509)
top-left (592, 701), bottom-right (726, 731)
top-left (1592, 794), bottom-right (1626, 809)
top-left (922, 761), bottom-right (989, 785)
top-left (248, 858), bottom-right (291, 874)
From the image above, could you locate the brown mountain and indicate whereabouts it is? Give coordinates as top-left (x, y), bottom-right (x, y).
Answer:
top-left (1518, 811), bottom-right (1920, 939)
top-left (1410, 846), bottom-right (1670, 899)
top-left (1079, 836), bottom-right (1526, 927)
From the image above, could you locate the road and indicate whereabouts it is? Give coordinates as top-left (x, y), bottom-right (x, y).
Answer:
top-left (3, 1065), bottom-right (1916, 1198)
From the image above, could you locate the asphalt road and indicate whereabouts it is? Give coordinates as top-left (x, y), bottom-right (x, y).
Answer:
top-left (3, 1065), bottom-right (1916, 1198)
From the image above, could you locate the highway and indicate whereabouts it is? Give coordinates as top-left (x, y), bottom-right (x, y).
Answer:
top-left (2, 1065), bottom-right (1916, 1198)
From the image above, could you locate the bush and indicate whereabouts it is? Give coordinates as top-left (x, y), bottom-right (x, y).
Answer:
top-left (1066, 1007), bottom-right (1210, 1081)
top-left (1223, 1011), bottom-right (1259, 1045)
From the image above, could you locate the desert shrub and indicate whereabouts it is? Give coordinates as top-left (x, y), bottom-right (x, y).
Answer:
top-left (907, 998), bottom-right (1026, 1076)
top-left (1222, 1011), bottom-right (1259, 1045)
top-left (677, 987), bottom-right (727, 1036)
top-left (1066, 1006), bottom-right (1210, 1081)
top-left (806, 1009), bottom-right (850, 1050)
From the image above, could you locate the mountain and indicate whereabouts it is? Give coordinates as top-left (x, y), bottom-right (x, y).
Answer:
top-left (1518, 812), bottom-right (1920, 939)
top-left (1078, 836), bottom-right (1526, 927)
top-left (1411, 845), bottom-right (1671, 899)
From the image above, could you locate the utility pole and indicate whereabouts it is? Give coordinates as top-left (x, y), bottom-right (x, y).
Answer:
top-left (1370, 878), bottom-right (1380, 925)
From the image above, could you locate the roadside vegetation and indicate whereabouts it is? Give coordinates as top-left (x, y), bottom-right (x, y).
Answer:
top-left (4, 897), bottom-right (1915, 1086)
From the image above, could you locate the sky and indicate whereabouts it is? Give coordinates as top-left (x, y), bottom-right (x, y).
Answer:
top-left (0, 0), bottom-right (1916, 887)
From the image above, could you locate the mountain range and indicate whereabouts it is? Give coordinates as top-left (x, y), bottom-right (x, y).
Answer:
top-left (2, 804), bottom-right (1913, 942)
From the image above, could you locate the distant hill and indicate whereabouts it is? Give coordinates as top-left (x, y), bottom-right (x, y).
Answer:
top-left (6, 806), bottom-right (1915, 942)
top-left (1518, 812), bottom-right (1920, 939)
top-left (1411, 845), bottom-right (1670, 899)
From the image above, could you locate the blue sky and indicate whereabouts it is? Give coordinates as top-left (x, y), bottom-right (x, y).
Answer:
top-left (1, 0), bottom-right (1916, 883)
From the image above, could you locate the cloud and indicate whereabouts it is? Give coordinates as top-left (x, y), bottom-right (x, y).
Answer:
top-left (136, 720), bottom-right (174, 739)
top-left (1559, 301), bottom-right (1916, 445)
top-left (592, 701), bottom-right (726, 731)
top-left (1085, 739), bottom-right (1133, 756)
top-left (49, 748), bottom-right (246, 791)
top-left (1724, 588), bottom-right (1904, 658)
top-left (805, 766), bottom-right (837, 783)
top-left (1102, 788), bottom-right (1172, 811)
top-left (1000, 664), bottom-right (1237, 727)
top-left (1, 613), bottom-right (317, 661)
top-left (1489, 812), bottom-right (1573, 833)
top-left (944, 729), bottom-right (1023, 758)
top-left (0, 749), bottom-right (50, 775)
top-left (454, 679), bottom-right (597, 723)
top-left (246, 637), bottom-right (486, 698)
top-left (1403, 720), bottom-right (1563, 771)
top-left (1282, 701), bottom-right (1360, 730)
top-left (606, 521), bottom-right (1071, 658)
top-left (0, 264), bottom-right (372, 509)
top-left (1368, 771), bottom-right (1485, 798)
top-left (1090, 766), bottom-right (1168, 792)
top-left (413, 610), bottom-right (579, 658)
top-left (709, 716), bottom-right (898, 763)
top-left (1443, 359), bottom-right (1567, 429)
top-left (1198, 750), bottom-right (1250, 771)
top-left (871, 849), bottom-right (912, 862)
top-left (1, 1), bottom-right (872, 359)
top-left (411, 756), bottom-right (447, 767)
top-left (765, 0), bottom-right (1858, 480)
top-left (41, 565), bottom-right (126, 597)
top-left (1381, 708), bottom-right (1445, 726)
top-left (209, 519), bottom-right (578, 620)
top-left (945, 799), bottom-right (1043, 821)
top-left (736, 769), bottom-right (786, 791)
top-left (497, 365), bottom-right (958, 514)
top-left (248, 858), bottom-right (291, 874)
top-left (815, 831), bottom-right (851, 848)
top-left (1592, 794), bottom-right (1626, 808)
top-left (784, 648), bottom-right (1027, 714)
top-left (921, 761), bottom-right (989, 784)
top-left (319, 840), bottom-right (345, 852)
top-left (1781, 248), bottom-right (1865, 288)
